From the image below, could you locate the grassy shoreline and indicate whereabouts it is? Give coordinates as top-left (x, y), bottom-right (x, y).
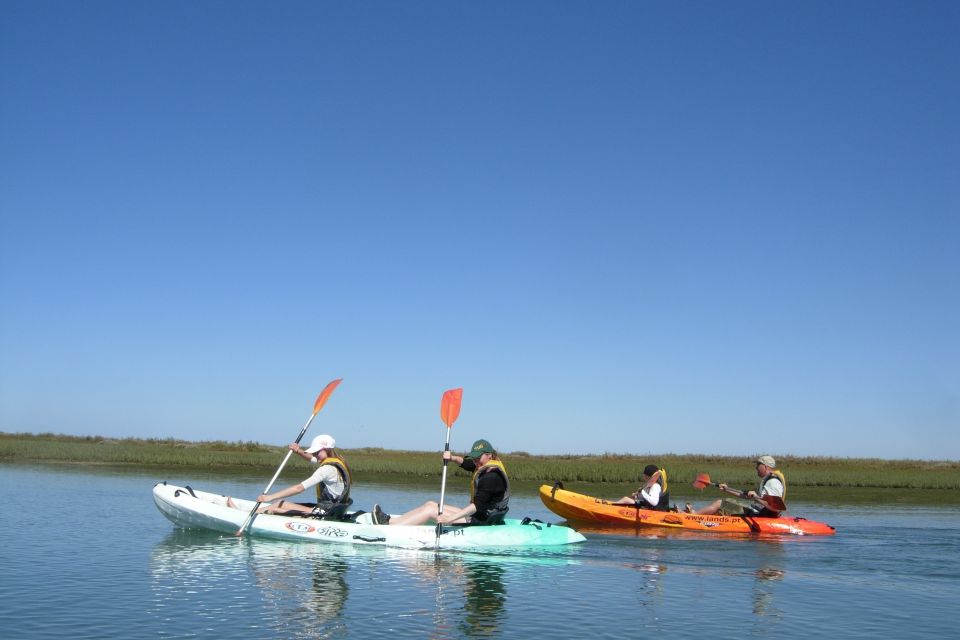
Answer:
top-left (4, 432), bottom-right (958, 495)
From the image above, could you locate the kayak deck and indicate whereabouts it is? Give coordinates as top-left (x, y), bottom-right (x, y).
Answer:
top-left (539, 484), bottom-right (835, 536)
top-left (153, 482), bottom-right (586, 548)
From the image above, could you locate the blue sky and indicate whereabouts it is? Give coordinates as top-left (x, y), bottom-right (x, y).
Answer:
top-left (1, 2), bottom-right (957, 460)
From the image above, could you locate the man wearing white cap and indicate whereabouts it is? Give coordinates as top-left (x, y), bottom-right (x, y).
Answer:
top-left (687, 455), bottom-right (786, 517)
top-left (227, 434), bottom-right (352, 518)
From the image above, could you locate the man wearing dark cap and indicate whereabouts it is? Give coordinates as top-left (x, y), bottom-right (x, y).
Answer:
top-left (614, 464), bottom-right (671, 511)
top-left (372, 438), bottom-right (510, 526)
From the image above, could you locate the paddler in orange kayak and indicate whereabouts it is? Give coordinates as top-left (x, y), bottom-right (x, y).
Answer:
top-left (686, 455), bottom-right (785, 517)
top-left (613, 464), bottom-right (671, 511)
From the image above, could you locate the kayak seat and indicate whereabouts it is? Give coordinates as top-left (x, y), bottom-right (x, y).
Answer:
top-left (319, 503), bottom-right (350, 521)
top-left (269, 501), bottom-right (355, 521)
top-left (521, 517), bottom-right (549, 530)
top-left (485, 512), bottom-right (507, 525)
top-left (550, 481), bottom-right (565, 499)
top-left (305, 502), bottom-right (355, 522)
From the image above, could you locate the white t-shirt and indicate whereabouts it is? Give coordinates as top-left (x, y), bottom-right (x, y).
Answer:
top-left (300, 464), bottom-right (345, 500)
top-left (758, 476), bottom-right (784, 498)
top-left (640, 483), bottom-right (662, 507)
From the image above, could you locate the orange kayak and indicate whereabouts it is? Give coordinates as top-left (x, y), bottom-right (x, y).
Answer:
top-left (539, 484), bottom-right (835, 536)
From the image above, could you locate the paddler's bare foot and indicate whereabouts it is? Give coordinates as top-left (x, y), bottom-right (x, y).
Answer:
top-left (684, 503), bottom-right (694, 514)
top-left (226, 497), bottom-right (237, 508)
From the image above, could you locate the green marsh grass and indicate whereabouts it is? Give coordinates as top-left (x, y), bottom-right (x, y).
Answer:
top-left (3, 433), bottom-right (957, 494)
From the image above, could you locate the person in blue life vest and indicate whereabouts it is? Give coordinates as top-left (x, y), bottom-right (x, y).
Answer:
top-left (372, 438), bottom-right (510, 526)
top-left (686, 455), bottom-right (786, 517)
top-left (613, 464), bottom-right (671, 511)
top-left (225, 434), bottom-right (352, 517)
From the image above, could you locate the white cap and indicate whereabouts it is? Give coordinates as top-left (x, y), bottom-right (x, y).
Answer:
top-left (755, 455), bottom-right (776, 468)
top-left (305, 434), bottom-right (335, 453)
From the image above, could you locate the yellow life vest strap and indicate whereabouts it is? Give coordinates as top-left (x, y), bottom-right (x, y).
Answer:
top-left (316, 456), bottom-right (352, 503)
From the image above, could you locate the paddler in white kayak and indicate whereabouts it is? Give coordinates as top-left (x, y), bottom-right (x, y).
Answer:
top-left (372, 438), bottom-right (509, 526)
top-left (225, 434), bottom-right (353, 518)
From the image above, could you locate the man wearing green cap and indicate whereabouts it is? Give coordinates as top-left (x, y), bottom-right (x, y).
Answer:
top-left (372, 438), bottom-right (510, 526)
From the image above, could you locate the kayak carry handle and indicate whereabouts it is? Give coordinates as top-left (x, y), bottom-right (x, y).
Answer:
top-left (352, 535), bottom-right (386, 543)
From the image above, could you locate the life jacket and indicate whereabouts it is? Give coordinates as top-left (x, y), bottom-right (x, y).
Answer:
top-left (470, 458), bottom-right (510, 522)
top-left (315, 456), bottom-right (352, 509)
top-left (758, 469), bottom-right (786, 500)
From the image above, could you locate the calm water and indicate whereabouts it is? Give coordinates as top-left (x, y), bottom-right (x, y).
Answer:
top-left (1, 464), bottom-right (958, 639)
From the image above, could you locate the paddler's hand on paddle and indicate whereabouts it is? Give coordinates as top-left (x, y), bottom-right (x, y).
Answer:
top-left (718, 483), bottom-right (739, 496)
top-left (443, 450), bottom-right (464, 466)
top-left (257, 482), bottom-right (305, 506)
top-left (289, 443), bottom-right (311, 461)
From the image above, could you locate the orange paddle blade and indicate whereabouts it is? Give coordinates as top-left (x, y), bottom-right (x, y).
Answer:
top-left (440, 388), bottom-right (463, 428)
top-left (762, 495), bottom-right (787, 513)
top-left (312, 379), bottom-right (343, 415)
top-left (692, 473), bottom-right (712, 489)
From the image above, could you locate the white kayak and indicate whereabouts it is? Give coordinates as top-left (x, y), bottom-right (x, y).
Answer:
top-left (153, 482), bottom-right (586, 549)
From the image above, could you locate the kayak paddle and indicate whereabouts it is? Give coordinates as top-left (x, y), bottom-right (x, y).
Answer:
top-left (234, 379), bottom-right (343, 536)
top-left (692, 472), bottom-right (786, 514)
top-left (436, 387), bottom-right (463, 543)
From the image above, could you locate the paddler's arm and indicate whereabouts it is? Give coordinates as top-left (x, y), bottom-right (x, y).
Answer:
top-left (288, 443), bottom-right (315, 462)
top-left (442, 450), bottom-right (466, 466)
top-left (630, 470), bottom-right (662, 500)
top-left (258, 483), bottom-right (306, 503)
top-left (717, 483), bottom-right (750, 498)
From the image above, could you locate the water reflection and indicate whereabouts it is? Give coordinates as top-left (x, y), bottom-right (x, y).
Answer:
top-left (251, 548), bottom-right (349, 637)
top-left (459, 561), bottom-right (505, 637)
top-left (149, 529), bottom-right (353, 639)
top-left (625, 549), bottom-right (668, 606)
top-left (308, 556), bottom-right (349, 625)
top-left (383, 552), bottom-right (507, 638)
top-left (750, 538), bottom-right (786, 620)
top-left (149, 529), bottom-right (581, 639)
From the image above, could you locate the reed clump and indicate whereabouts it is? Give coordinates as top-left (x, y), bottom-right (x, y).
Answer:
top-left (2, 432), bottom-right (958, 490)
